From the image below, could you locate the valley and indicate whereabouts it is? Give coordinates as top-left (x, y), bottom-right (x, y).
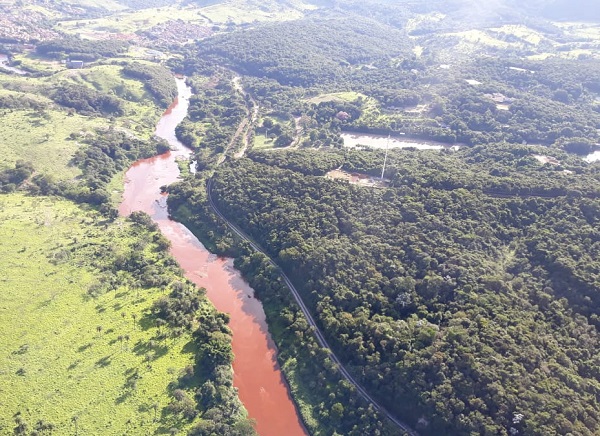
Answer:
top-left (1, 1), bottom-right (599, 435)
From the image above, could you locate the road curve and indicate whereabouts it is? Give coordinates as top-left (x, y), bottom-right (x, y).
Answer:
top-left (206, 178), bottom-right (418, 436)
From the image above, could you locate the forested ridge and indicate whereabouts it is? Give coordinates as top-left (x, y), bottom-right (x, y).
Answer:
top-left (169, 173), bottom-right (403, 436)
top-left (37, 36), bottom-right (129, 61)
top-left (183, 17), bottom-right (412, 87)
top-left (171, 146), bottom-right (600, 435)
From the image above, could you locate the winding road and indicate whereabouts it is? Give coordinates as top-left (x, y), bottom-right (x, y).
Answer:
top-left (206, 178), bottom-right (418, 436)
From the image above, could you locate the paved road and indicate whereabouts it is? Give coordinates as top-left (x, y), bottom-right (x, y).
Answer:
top-left (206, 178), bottom-right (418, 436)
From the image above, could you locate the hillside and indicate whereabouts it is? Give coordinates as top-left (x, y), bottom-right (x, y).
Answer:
top-left (2, 0), bottom-right (600, 435)
top-left (0, 195), bottom-right (251, 434)
top-left (171, 146), bottom-right (600, 435)
top-left (177, 10), bottom-right (600, 158)
top-left (0, 3), bottom-right (255, 435)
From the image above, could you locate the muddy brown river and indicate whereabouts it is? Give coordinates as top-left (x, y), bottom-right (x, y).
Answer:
top-left (118, 78), bottom-right (307, 436)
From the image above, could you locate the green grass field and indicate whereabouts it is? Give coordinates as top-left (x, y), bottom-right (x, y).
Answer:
top-left (12, 53), bottom-right (64, 74)
top-left (253, 133), bottom-right (275, 149)
top-left (199, 0), bottom-right (306, 24)
top-left (57, 0), bottom-right (127, 12)
top-left (0, 109), bottom-right (93, 180)
top-left (0, 194), bottom-right (197, 435)
top-left (56, 64), bottom-right (141, 96)
top-left (306, 91), bottom-right (366, 105)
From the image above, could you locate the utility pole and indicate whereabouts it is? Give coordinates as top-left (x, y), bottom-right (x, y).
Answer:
top-left (381, 134), bottom-right (390, 180)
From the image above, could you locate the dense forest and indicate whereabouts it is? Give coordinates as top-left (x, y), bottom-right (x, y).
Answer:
top-left (36, 36), bottom-right (129, 61)
top-left (171, 147), bottom-right (600, 435)
top-left (122, 62), bottom-right (178, 106)
top-left (168, 174), bottom-right (400, 436)
top-left (175, 73), bottom-right (247, 169)
top-left (183, 17), bottom-right (412, 86)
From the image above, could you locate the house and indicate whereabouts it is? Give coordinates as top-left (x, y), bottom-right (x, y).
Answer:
top-left (66, 59), bottom-right (84, 69)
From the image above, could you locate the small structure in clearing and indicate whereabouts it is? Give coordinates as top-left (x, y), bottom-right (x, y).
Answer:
top-left (533, 155), bottom-right (560, 165)
top-left (66, 59), bottom-right (85, 69)
top-left (326, 169), bottom-right (389, 188)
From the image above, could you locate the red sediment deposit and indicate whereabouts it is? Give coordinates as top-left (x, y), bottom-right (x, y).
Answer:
top-left (119, 78), bottom-right (307, 436)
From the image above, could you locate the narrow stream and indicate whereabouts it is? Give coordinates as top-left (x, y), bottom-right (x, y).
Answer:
top-left (119, 78), bottom-right (307, 436)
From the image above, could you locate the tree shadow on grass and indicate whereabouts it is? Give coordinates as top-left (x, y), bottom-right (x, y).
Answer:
top-left (37, 298), bottom-right (53, 309)
top-left (132, 339), bottom-right (169, 360)
top-left (116, 368), bottom-right (140, 404)
top-left (77, 343), bottom-right (93, 352)
top-left (95, 355), bottom-right (112, 368)
top-left (133, 297), bottom-right (147, 305)
top-left (181, 340), bottom-right (198, 355)
top-left (138, 312), bottom-right (156, 331)
top-left (12, 344), bottom-right (29, 355)
top-left (156, 409), bottom-right (186, 435)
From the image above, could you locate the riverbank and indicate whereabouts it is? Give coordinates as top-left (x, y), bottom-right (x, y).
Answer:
top-left (0, 194), bottom-right (205, 435)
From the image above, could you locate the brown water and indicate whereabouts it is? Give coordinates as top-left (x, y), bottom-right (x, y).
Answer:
top-left (119, 78), bottom-right (307, 436)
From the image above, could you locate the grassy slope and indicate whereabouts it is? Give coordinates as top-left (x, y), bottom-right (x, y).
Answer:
top-left (0, 62), bottom-right (161, 183)
top-left (0, 194), bottom-right (197, 435)
top-left (50, 63), bottom-right (163, 132)
top-left (12, 54), bottom-right (64, 74)
top-left (199, 0), bottom-right (307, 24)
top-left (306, 91), bottom-right (367, 105)
top-left (0, 4), bottom-right (261, 434)
top-left (0, 109), bottom-right (92, 179)
top-left (59, 0), bottom-right (127, 11)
